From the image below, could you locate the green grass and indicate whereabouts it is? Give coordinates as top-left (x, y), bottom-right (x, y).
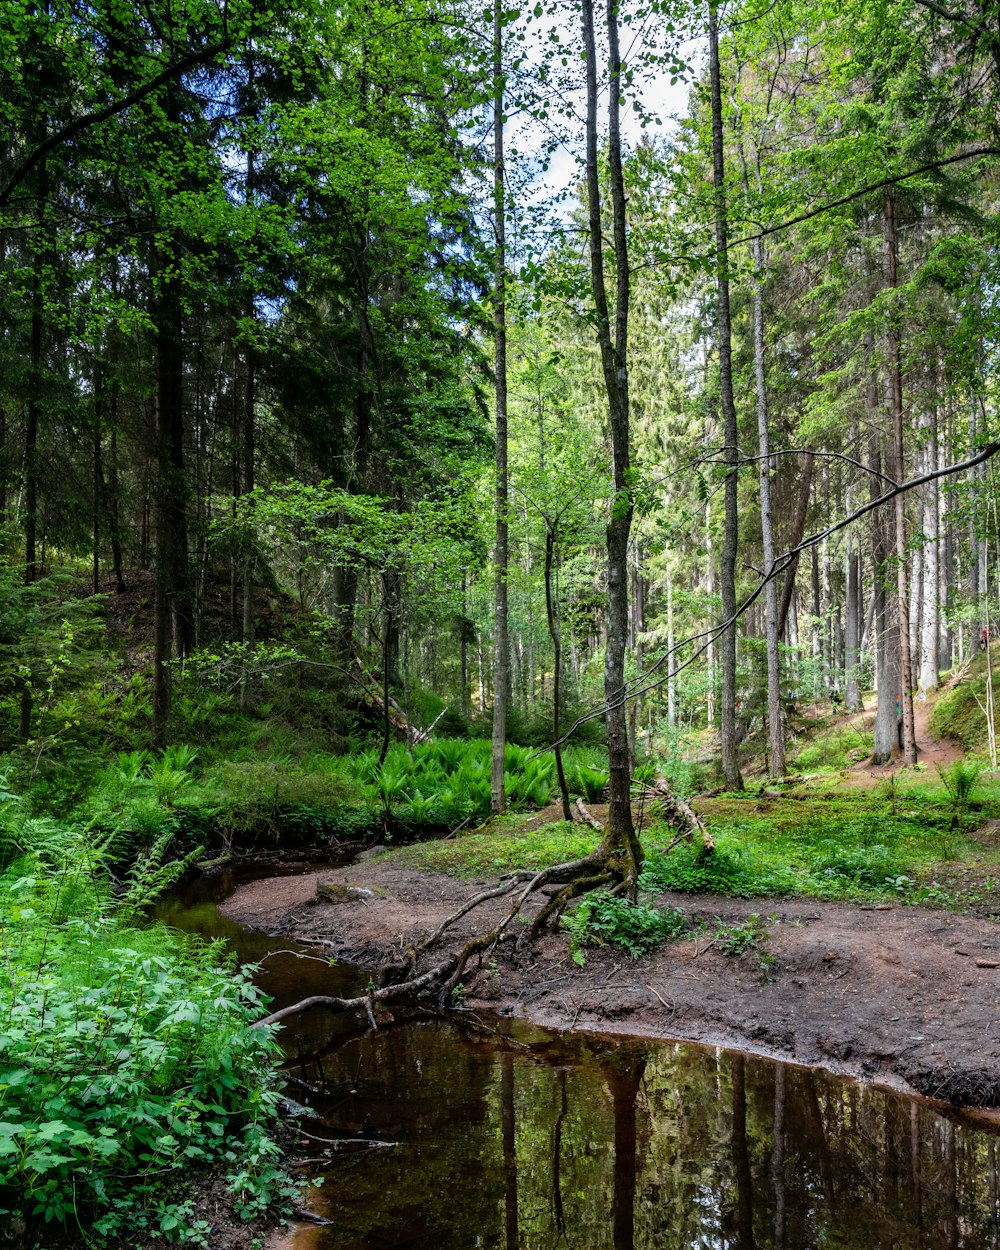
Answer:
top-left (792, 718), bottom-right (872, 772)
top-left (646, 780), bottom-right (1000, 906)
top-left (931, 653), bottom-right (1000, 750)
top-left (396, 818), bottom-right (602, 877)
top-left (391, 778), bottom-right (1000, 913)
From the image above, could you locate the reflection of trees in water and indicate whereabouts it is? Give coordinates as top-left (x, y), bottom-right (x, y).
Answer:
top-left (501, 1051), bottom-right (518, 1250)
top-left (606, 1050), bottom-right (646, 1250)
top-left (550, 1068), bottom-right (568, 1241)
top-left (772, 1064), bottom-right (785, 1250)
top-left (292, 1023), bottom-right (1000, 1250)
top-left (730, 1054), bottom-right (755, 1250)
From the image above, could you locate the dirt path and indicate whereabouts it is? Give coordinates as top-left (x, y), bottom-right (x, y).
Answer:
top-left (842, 688), bottom-right (962, 783)
top-left (223, 858), bottom-right (1000, 1109)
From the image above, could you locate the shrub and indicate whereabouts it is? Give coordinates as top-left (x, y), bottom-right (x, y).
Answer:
top-left (564, 892), bottom-right (689, 963)
top-left (810, 842), bottom-right (905, 891)
top-left (0, 844), bottom-right (289, 1241)
top-left (640, 843), bottom-right (796, 897)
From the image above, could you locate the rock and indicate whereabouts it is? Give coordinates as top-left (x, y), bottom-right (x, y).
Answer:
top-left (316, 882), bottom-right (388, 904)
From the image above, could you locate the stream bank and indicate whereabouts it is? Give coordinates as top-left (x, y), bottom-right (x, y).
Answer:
top-left (221, 857), bottom-right (1000, 1109)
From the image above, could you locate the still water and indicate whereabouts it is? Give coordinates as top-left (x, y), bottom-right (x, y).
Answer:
top-left (160, 870), bottom-right (1000, 1250)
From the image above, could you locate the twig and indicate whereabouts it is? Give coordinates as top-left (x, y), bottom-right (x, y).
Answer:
top-left (646, 984), bottom-right (675, 1015)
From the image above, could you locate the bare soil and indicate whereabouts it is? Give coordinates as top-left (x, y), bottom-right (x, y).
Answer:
top-left (221, 854), bottom-right (1000, 1110)
top-left (845, 688), bottom-right (964, 781)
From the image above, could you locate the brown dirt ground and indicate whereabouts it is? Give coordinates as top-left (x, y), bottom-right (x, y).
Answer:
top-left (844, 688), bottom-right (964, 782)
top-left (221, 853), bottom-right (1000, 1111)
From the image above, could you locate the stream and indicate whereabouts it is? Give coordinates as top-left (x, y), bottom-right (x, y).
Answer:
top-left (157, 867), bottom-right (1000, 1250)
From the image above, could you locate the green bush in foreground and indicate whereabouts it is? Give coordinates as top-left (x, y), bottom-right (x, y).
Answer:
top-left (0, 855), bottom-right (289, 1243)
top-left (564, 893), bottom-right (689, 963)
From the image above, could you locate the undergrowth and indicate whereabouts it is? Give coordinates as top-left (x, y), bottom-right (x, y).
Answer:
top-left (0, 801), bottom-right (290, 1244)
top-left (564, 894), bottom-right (688, 963)
top-left (396, 776), bottom-right (1000, 913)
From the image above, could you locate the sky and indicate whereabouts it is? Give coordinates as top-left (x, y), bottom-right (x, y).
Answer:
top-left (501, 3), bottom-right (703, 244)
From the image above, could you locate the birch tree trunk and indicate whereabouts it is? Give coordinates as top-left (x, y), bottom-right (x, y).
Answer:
top-left (737, 124), bottom-right (783, 775)
top-left (919, 407), bottom-right (940, 694)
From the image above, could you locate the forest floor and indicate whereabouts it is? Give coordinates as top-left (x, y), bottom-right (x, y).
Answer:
top-left (843, 685), bottom-right (965, 781)
top-left (222, 830), bottom-right (1000, 1113)
top-left (218, 686), bottom-right (1000, 1120)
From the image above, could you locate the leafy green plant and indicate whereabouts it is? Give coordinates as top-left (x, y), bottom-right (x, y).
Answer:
top-left (811, 842), bottom-right (905, 891)
top-left (937, 758), bottom-right (982, 826)
top-left (0, 822), bottom-right (291, 1242)
top-left (564, 892), bottom-right (689, 964)
top-left (713, 913), bottom-right (768, 956)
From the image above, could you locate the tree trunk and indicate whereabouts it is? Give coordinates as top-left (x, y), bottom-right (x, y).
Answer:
top-left (490, 0), bottom-right (509, 815)
top-left (238, 125), bottom-right (258, 713)
top-left (919, 406), bottom-right (940, 694)
top-left (709, 0), bottom-right (743, 791)
top-left (871, 429), bottom-right (901, 764)
top-left (844, 541), bottom-right (861, 712)
top-left (666, 559), bottom-right (677, 729)
top-left (747, 205), bottom-right (782, 774)
top-left (885, 188), bottom-right (917, 764)
top-left (777, 452), bottom-right (814, 639)
top-left (19, 152), bottom-right (47, 741)
top-left (152, 240), bottom-right (188, 746)
top-left (581, 0), bottom-right (641, 880)
top-left (545, 526), bottom-right (572, 821)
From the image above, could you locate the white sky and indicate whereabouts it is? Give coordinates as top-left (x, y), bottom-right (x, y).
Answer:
top-left (501, 3), bottom-right (702, 238)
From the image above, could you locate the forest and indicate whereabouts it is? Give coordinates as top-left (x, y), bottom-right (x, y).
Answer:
top-left (2, 0), bottom-right (1000, 1243)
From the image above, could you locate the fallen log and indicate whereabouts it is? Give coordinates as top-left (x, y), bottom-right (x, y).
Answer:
top-left (575, 797), bottom-right (602, 830)
top-left (646, 775), bottom-right (714, 853)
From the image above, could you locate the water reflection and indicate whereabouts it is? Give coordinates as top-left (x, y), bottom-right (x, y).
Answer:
top-left (292, 1023), bottom-right (1000, 1250)
top-left (157, 873), bottom-right (1000, 1250)
top-left (151, 865), bottom-right (367, 1054)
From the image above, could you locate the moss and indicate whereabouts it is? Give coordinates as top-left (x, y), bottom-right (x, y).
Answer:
top-left (930, 653), bottom-right (1000, 750)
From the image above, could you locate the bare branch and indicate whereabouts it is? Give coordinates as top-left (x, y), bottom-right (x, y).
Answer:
top-left (730, 146), bottom-right (999, 249)
top-left (548, 441), bottom-right (1000, 744)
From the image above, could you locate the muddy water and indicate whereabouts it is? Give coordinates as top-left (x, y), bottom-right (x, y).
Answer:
top-left (162, 871), bottom-right (1000, 1250)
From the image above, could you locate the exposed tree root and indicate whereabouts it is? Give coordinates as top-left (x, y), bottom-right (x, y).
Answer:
top-left (256, 778), bottom-right (708, 1030)
top-left (526, 870), bottom-right (614, 939)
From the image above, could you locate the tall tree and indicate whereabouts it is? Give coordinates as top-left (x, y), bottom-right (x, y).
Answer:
top-left (491, 0), bottom-right (509, 816)
top-left (708, 0), bottom-right (744, 791)
top-left (581, 0), bottom-right (642, 882)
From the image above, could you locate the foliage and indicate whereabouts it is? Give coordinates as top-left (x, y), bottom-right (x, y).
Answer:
top-left (564, 893), bottom-right (689, 965)
top-left (640, 842), bottom-right (799, 898)
top-left (397, 817), bottom-right (601, 879)
top-left (711, 913), bottom-right (769, 957)
top-left (0, 832), bottom-right (289, 1240)
top-left (936, 758), bottom-right (983, 825)
top-left (347, 740), bottom-right (612, 835)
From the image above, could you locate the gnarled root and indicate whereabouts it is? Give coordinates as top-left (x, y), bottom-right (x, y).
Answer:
top-left (526, 870), bottom-right (615, 941)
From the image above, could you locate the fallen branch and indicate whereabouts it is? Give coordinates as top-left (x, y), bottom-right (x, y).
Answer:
top-left (575, 797), bottom-right (602, 829)
top-left (413, 706), bottom-right (449, 746)
top-left (254, 955), bottom-right (456, 1028)
top-left (648, 775), bottom-right (714, 853)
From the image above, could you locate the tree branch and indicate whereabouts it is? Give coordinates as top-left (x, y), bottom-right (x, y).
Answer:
top-left (0, 40), bottom-right (230, 209)
top-left (729, 146), bottom-right (999, 248)
top-left (549, 441), bottom-right (1000, 743)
